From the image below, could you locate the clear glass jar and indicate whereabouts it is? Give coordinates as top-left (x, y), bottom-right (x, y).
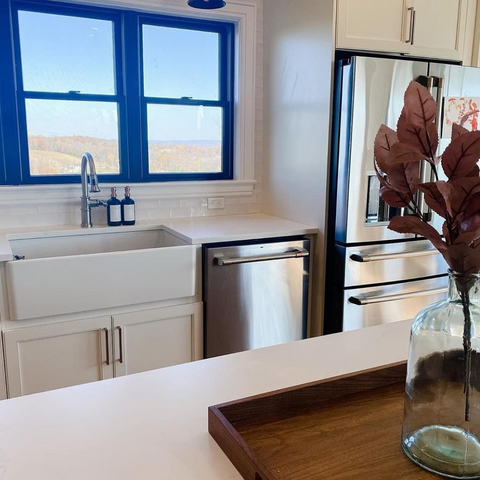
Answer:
top-left (402, 272), bottom-right (480, 478)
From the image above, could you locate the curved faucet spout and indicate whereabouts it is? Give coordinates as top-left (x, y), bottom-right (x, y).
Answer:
top-left (81, 152), bottom-right (105, 228)
top-left (81, 152), bottom-right (101, 195)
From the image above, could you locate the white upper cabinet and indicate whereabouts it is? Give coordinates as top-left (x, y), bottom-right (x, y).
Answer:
top-left (336, 0), bottom-right (410, 54)
top-left (410, 0), bottom-right (468, 61)
top-left (336, 0), bottom-right (471, 62)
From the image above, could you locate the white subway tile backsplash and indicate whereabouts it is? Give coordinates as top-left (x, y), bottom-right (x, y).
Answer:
top-left (0, 215), bottom-right (26, 229)
top-left (180, 198), bottom-right (201, 207)
top-left (159, 199), bottom-right (181, 208)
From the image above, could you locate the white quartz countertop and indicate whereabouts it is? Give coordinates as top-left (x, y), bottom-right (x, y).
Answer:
top-left (0, 320), bottom-right (411, 480)
top-left (0, 213), bottom-right (317, 261)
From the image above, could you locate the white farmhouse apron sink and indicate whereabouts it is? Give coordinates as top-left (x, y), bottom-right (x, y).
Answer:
top-left (6, 228), bottom-right (196, 320)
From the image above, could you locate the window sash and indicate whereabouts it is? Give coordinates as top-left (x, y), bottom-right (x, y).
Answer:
top-left (0, 0), bottom-right (235, 185)
top-left (139, 15), bottom-right (234, 181)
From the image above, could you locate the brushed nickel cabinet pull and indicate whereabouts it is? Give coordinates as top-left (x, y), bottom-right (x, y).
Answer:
top-left (104, 328), bottom-right (110, 366)
top-left (405, 7), bottom-right (415, 44)
top-left (411, 8), bottom-right (416, 45)
top-left (117, 326), bottom-right (124, 364)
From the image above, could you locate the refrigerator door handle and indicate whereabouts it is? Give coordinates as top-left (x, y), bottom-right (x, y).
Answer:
top-left (214, 248), bottom-right (309, 266)
top-left (428, 75), bottom-right (445, 132)
top-left (419, 75), bottom-right (445, 221)
top-left (350, 249), bottom-right (439, 263)
top-left (349, 287), bottom-right (448, 306)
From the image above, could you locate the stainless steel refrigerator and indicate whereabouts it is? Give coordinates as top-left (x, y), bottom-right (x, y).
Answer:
top-left (325, 55), bottom-right (480, 334)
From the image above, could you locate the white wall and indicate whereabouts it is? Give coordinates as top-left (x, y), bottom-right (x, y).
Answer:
top-left (0, 0), bottom-right (264, 229)
top-left (262, 0), bottom-right (336, 335)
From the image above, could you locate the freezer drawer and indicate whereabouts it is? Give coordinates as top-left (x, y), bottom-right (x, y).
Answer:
top-left (337, 276), bottom-right (448, 332)
top-left (337, 240), bottom-right (448, 288)
top-left (204, 239), bottom-right (310, 358)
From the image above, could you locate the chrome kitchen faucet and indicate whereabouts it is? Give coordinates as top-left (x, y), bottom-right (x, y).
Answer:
top-left (80, 152), bottom-right (107, 228)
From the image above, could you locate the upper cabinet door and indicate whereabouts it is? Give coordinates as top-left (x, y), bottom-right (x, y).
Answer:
top-left (336, 0), bottom-right (410, 54)
top-left (410, 0), bottom-right (468, 61)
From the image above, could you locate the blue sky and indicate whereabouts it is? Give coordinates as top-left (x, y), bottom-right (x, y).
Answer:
top-left (18, 10), bottom-right (222, 143)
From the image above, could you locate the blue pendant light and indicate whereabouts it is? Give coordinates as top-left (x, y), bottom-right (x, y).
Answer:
top-left (188, 0), bottom-right (226, 9)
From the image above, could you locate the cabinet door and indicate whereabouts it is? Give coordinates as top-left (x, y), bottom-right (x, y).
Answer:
top-left (336, 0), bottom-right (410, 54)
top-left (113, 303), bottom-right (203, 377)
top-left (0, 334), bottom-right (7, 401)
top-left (4, 316), bottom-right (113, 398)
top-left (410, 0), bottom-right (468, 61)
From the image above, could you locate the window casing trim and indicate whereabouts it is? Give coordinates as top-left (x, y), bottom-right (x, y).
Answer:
top-left (0, 0), bottom-right (257, 198)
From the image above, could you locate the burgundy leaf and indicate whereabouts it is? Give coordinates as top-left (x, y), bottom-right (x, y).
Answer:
top-left (374, 158), bottom-right (390, 188)
top-left (458, 192), bottom-right (480, 232)
top-left (397, 109), bottom-right (439, 158)
top-left (436, 181), bottom-right (454, 217)
top-left (387, 142), bottom-right (426, 165)
top-left (450, 178), bottom-right (480, 222)
top-left (442, 243), bottom-right (480, 275)
top-left (442, 131), bottom-right (480, 181)
top-left (416, 182), bottom-right (449, 218)
top-left (387, 161), bottom-right (420, 194)
top-left (461, 214), bottom-right (480, 233)
top-left (454, 231), bottom-right (480, 246)
top-left (388, 216), bottom-right (445, 251)
top-left (443, 221), bottom-right (451, 243)
top-left (404, 81), bottom-right (437, 129)
top-left (374, 125), bottom-right (398, 173)
top-left (452, 123), bottom-right (470, 141)
top-left (468, 165), bottom-right (480, 178)
top-left (380, 186), bottom-right (412, 208)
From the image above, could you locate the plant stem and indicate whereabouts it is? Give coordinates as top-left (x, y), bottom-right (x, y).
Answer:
top-left (460, 288), bottom-right (473, 423)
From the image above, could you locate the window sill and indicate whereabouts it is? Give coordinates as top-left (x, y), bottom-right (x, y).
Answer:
top-left (0, 180), bottom-right (256, 204)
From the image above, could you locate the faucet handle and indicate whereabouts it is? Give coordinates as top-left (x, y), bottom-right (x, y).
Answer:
top-left (89, 199), bottom-right (107, 208)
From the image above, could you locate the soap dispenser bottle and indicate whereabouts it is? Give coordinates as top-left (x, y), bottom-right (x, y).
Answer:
top-left (121, 186), bottom-right (136, 226)
top-left (107, 187), bottom-right (122, 227)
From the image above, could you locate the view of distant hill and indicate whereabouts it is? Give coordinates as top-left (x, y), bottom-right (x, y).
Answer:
top-left (28, 135), bottom-right (222, 175)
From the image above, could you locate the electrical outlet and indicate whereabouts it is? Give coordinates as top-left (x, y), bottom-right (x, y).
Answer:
top-left (208, 197), bottom-right (225, 210)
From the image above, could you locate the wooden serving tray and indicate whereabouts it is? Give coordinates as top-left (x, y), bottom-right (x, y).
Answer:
top-left (209, 362), bottom-right (439, 480)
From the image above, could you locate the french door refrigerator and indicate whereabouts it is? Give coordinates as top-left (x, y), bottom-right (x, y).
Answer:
top-left (325, 56), bottom-right (480, 334)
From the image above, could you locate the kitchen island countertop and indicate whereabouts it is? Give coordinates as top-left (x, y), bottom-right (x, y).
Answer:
top-left (0, 320), bottom-right (411, 480)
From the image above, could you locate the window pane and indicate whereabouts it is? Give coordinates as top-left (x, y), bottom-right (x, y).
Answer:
top-left (25, 99), bottom-right (119, 175)
top-left (143, 25), bottom-right (219, 100)
top-left (147, 105), bottom-right (222, 173)
top-left (18, 11), bottom-right (115, 95)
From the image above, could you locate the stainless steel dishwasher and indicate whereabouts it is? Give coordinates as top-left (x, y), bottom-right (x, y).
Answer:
top-left (204, 238), bottom-right (310, 358)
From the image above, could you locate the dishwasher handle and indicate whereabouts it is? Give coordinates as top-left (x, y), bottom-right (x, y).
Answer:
top-left (215, 248), bottom-right (309, 266)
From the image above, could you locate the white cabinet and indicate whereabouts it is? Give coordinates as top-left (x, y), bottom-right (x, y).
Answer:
top-left (3, 303), bottom-right (204, 397)
top-left (4, 316), bottom-right (113, 398)
top-left (410, 0), bottom-right (468, 61)
top-left (113, 303), bottom-right (203, 377)
top-left (336, 0), bottom-right (410, 54)
top-left (336, 0), bottom-right (470, 61)
top-left (0, 334), bottom-right (7, 400)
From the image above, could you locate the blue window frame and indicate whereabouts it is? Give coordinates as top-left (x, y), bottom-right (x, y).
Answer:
top-left (0, 0), bottom-right (235, 185)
